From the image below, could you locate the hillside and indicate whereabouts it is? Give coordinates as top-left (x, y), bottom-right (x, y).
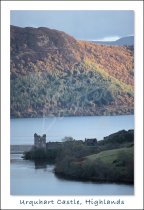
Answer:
top-left (72, 146), bottom-right (134, 183)
top-left (10, 25), bottom-right (134, 118)
top-left (54, 146), bottom-right (134, 184)
top-left (54, 130), bottom-right (134, 183)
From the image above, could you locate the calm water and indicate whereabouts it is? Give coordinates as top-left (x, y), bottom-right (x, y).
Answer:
top-left (11, 154), bottom-right (134, 195)
top-left (11, 115), bottom-right (134, 144)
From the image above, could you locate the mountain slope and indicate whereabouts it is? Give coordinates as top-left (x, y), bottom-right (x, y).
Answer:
top-left (114, 36), bottom-right (134, 46)
top-left (10, 25), bottom-right (134, 118)
top-left (93, 36), bottom-right (134, 46)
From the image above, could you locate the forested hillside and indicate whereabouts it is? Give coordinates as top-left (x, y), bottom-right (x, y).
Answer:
top-left (10, 25), bottom-right (134, 118)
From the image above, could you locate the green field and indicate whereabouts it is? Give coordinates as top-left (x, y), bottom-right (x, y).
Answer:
top-left (54, 146), bottom-right (134, 184)
top-left (85, 146), bottom-right (133, 164)
top-left (74, 146), bottom-right (134, 183)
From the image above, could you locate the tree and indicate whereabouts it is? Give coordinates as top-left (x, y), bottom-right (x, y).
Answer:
top-left (62, 136), bottom-right (74, 142)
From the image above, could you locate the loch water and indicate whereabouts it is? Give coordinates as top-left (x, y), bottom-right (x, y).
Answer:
top-left (11, 154), bottom-right (134, 195)
top-left (11, 115), bottom-right (134, 144)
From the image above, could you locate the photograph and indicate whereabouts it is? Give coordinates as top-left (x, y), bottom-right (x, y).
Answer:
top-left (10, 10), bottom-right (135, 196)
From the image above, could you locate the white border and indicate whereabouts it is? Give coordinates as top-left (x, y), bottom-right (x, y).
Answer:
top-left (1, 1), bottom-right (143, 209)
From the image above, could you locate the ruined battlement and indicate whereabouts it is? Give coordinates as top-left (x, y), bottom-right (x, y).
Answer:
top-left (33, 133), bottom-right (98, 150)
top-left (34, 133), bottom-right (46, 149)
top-left (85, 138), bottom-right (97, 146)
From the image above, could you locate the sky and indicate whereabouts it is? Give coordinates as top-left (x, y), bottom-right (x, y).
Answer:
top-left (11, 10), bottom-right (134, 41)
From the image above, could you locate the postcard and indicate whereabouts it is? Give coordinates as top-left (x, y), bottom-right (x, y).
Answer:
top-left (1, 1), bottom-right (143, 209)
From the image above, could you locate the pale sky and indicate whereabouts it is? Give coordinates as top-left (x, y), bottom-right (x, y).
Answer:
top-left (11, 10), bottom-right (134, 41)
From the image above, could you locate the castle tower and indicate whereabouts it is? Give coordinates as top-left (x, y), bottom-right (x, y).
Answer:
top-left (34, 133), bottom-right (46, 149)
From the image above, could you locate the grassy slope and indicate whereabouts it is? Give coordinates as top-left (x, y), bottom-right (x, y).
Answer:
top-left (80, 146), bottom-right (134, 183)
top-left (55, 146), bottom-right (134, 184)
top-left (85, 146), bottom-right (133, 164)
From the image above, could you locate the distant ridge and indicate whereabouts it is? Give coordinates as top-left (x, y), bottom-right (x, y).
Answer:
top-left (93, 36), bottom-right (134, 46)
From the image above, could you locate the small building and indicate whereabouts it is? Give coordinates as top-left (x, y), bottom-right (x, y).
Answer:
top-left (85, 138), bottom-right (97, 146)
top-left (34, 133), bottom-right (46, 149)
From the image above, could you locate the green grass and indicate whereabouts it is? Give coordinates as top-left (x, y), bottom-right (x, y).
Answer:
top-left (85, 146), bottom-right (133, 165)
top-left (75, 146), bottom-right (134, 183)
top-left (54, 146), bottom-right (134, 184)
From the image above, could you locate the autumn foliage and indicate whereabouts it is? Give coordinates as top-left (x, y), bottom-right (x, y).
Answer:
top-left (10, 26), bottom-right (134, 118)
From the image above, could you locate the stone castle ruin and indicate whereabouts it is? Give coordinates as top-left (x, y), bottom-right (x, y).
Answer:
top-left (85, 138), bottom-right (97, 146)
top-left (34, 133), bottom-right (98, 150)
top-left (34, 133), bottom-right (61, 150)
top-left (34, 133), bottom-right (46, 149)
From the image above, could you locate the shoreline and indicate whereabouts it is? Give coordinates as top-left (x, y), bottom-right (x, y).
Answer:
top-left (54, 170), bottom-right (134, 185)
top-left (10, 113), bottom-right (134, 119)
